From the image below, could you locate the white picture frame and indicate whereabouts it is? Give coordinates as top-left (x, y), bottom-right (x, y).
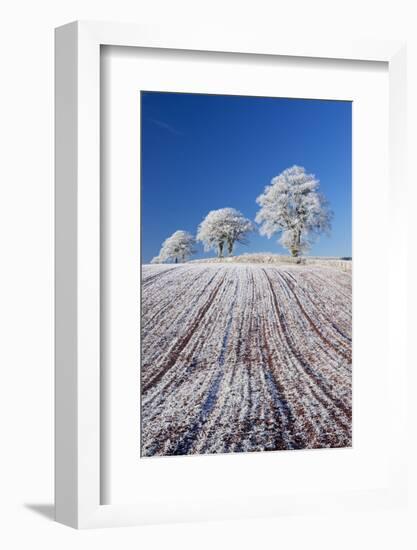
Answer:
top-left (55, 21), bottom-right (407, 529)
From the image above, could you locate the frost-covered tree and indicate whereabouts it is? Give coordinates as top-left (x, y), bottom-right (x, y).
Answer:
top-left (224, 210), bottom-right (255, 255)
top-left (255, 165), bottom-right (332, 257)
top-left (155, 230), bottom-right (196, 263)
top-left (196, 208), bottom-right (254, 257)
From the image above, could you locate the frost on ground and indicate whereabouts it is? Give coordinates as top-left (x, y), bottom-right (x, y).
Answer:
top-left (141, 263), bottom-right (352, 457)
top-left (190, 253), bottom-right (352, 271)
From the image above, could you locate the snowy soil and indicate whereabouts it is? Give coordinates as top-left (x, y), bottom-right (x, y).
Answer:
top-left (141, 263), bottom-right (352, 456)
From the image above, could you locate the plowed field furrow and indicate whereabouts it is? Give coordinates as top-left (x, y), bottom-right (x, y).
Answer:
top-left (141, 263), bottom-right (352, 456)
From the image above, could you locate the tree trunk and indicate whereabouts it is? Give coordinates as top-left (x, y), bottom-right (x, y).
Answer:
top-left (175, 257), bottom-right (178, 264)
top-left (218, 241), bottom-right (224, 258)
top-left (290, 229), bottom-right (301, 257)
top-left (227, 239), bottom-right (234, 256)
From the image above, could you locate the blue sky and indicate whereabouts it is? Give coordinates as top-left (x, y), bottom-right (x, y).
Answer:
top-left (141, 92), bottom-right (351, 263)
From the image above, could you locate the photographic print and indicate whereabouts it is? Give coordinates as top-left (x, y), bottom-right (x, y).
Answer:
top-left (140, 92), bottom-right (352, 457)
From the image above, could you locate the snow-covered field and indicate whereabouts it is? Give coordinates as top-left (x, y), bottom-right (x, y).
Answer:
top-left (190, 253), bottom-right (352, 271)
top-left (141, 262), bottom-right (352, 457)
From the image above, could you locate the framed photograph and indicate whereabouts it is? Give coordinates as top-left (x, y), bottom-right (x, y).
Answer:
top-left (55, 21), bottom-right (407, 528)
top-left (138, 91), bottom-right (353, 458)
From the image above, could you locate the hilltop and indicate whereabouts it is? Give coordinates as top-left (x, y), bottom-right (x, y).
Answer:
top-left (188, 253), bottom-right (352, 271)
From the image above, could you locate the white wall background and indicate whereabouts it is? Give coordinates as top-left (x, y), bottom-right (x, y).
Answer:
top-left (0, 1), bottom-right (416, 548)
